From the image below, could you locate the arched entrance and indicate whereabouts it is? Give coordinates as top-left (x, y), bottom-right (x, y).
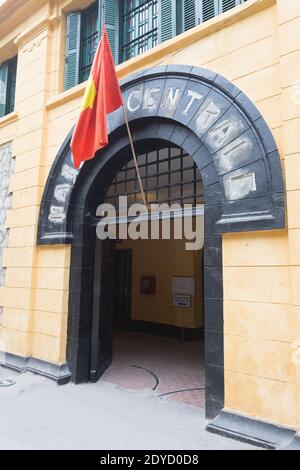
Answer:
top-left (92, 140), bottom-right (205, 407)
top-left (37, 66), bottom-right (285, 420)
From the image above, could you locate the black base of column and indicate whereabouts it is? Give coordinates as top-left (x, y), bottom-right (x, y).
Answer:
top-left (285, 435), bottom-right (300, 450)
top-left (207, 410), bottom-right (297, 449)
top-left (0, 352), bottom-right (71, 385)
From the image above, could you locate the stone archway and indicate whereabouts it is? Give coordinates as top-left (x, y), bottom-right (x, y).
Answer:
top-left (37, 65), bottom-right (285, 420)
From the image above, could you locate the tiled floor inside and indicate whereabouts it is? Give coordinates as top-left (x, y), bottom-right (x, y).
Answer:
top-left (102, 330), bottom-right (205, 408)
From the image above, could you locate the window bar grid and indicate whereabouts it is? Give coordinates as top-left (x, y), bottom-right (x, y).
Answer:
top-left (104, 147), bottom-right (204, 211)
top-left (122, 0), bottom-right (158, 61)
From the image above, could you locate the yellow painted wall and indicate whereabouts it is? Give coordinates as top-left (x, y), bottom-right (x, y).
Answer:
top-left (117, 235), bottom-right (203, 329)
top-left (0, 0), bottom-right (299, 431)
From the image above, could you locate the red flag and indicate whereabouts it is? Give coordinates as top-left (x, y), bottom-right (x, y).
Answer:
top-left (71, 26), bottom-right (123, 168)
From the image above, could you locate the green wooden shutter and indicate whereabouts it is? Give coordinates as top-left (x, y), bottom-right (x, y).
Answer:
top-left (64, 11), bottom-right (81, 90)
top-left (101, 0), bottom-right (119, 64)
top-left (183, 0), bottom-right (197, 32)
top-left (199, 0), bottom-right (245, 23)
top-left (160, 0), bottom-right (177, 43)
top-left (220, 0), bottom-right (239, 13)
top-left (199, 0), bottom-right (218, 23)
top-left (0, 61), bottom-right (8, 118)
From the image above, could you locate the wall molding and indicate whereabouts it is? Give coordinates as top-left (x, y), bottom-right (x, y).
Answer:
top-left (0, 111), bottom-right (18, 130)
top-left (14, 14), bottom-right (61, 49)
top-left (114, 319), bottom-right (203, 341)
top-left (285, 434), bottom-right (300, 450)
top-left (207, 410), bottom-right (297, 450)
top-left (0, 352), bottom-right (71, 385)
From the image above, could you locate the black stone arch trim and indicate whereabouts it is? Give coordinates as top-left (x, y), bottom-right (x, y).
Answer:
top-left (37, 65), bottom-right (285, 245)
top-left (33, 65), bottom-right (288, 429)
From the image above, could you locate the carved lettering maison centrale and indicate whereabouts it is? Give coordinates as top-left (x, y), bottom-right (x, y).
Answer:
top-left (48, 84), bottom-right (259, 226)
top-left (126, 86), bottom-right (256, 200)
top-left (49, 165), bottom-right (79, 224)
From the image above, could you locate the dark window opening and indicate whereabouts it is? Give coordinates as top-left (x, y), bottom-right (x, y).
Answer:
top-left (80, 2), bottom-right (99, 83)
top-left (104, 145), bottom-right (204, 210)
top-left (0, 56), bottom-right (17, 118)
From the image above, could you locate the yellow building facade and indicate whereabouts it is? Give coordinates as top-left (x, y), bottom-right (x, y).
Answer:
top-left (0, 0), bottom-right (300, 449)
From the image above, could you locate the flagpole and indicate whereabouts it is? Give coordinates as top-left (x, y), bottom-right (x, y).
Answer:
top-left (121, 104), bottom-right (147, 207)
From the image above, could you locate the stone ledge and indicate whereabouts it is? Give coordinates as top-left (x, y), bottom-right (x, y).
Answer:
top-left (0, 111), bottom-right (18, 129)
top-left (285, 434), bottom-right (300, 450)
top-left (206, 410), bottom-right (297, 449)
top-left (46, 83), bottom-right (85, 111)
top-left (14, 14), bottom-right (61, 47)
top-left (0, 352), bottom-right (71, 385)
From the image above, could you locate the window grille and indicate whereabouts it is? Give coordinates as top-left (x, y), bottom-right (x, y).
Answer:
top-left (80, 2), bottom-right (99, 83)
top-left (121, 0), bottom-right (159, 62)
top-left (104, 146), bottom-right (204, 210)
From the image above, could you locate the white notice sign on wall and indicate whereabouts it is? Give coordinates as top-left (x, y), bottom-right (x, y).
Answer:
top-left (173, 295), bottom-right (191, 308)
top-left (172, 277), bottom-right (195, 295)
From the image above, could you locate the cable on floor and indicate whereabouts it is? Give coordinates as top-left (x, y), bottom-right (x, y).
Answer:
top-left (158, 387), bottom-right (205, 398)
top-left (131, 364), bottom-right (160, 390)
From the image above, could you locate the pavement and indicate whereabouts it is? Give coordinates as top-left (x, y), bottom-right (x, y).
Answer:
top-left (0, 365), bottom-right (259, 450)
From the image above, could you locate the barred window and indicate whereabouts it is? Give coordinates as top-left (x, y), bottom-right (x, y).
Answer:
top-left (121, 0), bottom-right (159, 62)
top-left (64, 1), bottom-right (118, 90)
top-left (64, 1), bottom-right (248, 90)
top-left (80, 2), bottom-right (99, 83)
top-left (104, 146), bottom-right (204, 210)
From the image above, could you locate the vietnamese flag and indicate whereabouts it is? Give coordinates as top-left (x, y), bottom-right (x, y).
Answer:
top-left (71, 26), bottom-right (123, 169)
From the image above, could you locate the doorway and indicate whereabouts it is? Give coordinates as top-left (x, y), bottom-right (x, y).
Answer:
top-left (39, 66), bottom-right (285, 421)
top-left (91, 143), bottom-right (205, 407)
